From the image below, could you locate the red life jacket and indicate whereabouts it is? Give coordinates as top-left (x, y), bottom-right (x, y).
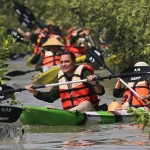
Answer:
top-left (65, 31), bottom-right (87, 57)
top-left (58, 65), bottom-right (99, 110)
top-left (42, 51), bottom-right (61, 67)
top-left (122, 82), bottom-right (149, 107)
top-left (66, 46), bottom-right (87, 57)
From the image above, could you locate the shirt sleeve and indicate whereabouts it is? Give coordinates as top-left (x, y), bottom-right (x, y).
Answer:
top-left (113, 87), bottom-right (125, 98)
top-left (34, 79), bottom-right (60, 103)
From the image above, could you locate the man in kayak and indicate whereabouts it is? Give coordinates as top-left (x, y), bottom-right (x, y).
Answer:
top-left (25, 51), bottom-right (105, 111)
top-left (113, 61), bottom-right (150, 109)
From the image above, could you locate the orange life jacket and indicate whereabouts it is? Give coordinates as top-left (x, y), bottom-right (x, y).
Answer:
top-left (42, 51), bottom-right (61, 67)
top-left (58, 65), bottom-right (99, 110)
top-left (122, 82), bottom-right (149, 107)
top-left (34, 34), bottom-right (43, 54)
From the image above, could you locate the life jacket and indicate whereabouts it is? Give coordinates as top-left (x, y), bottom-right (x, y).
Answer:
top-left (34, 34), bottom-right (48, 55)
top-left (66, 46), bottom-right (87, 57)
top-left (122, 81), bottom-right (149, 107)
top-left (65, 30), bottom-right (87, 57)
top-left (42, 51), bottom-right (61, 67)
top-left (34, 34), bottom-right (43, 54)
top-left (58, 65), bottom-right (99, 110)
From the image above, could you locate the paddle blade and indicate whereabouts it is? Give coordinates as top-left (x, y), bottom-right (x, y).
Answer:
top-left (6, 29), bottom-right (24, 42)
top-left (6, 70), bottom-right (27, 77)
top-left (6, 70), bottom-right (36, 77)
top-left (0, 106), bottom-right (22, 123)
top-left (0, 85), bottom-right (15, 101)
top-left (86, 48), bottom-right (104, 67)
top-left (120, 66), bottom-right (150, 82)
top-left (86, 52), bottom-right (100, 67)
top-left (121, 66), bottom-right (150, 74)
top-left (14, 2), bottom-right (36, 21)
top-left (18, 17), bottom-right (35, 29)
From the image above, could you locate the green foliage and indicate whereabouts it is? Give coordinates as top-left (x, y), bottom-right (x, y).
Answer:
top-left (0, 27), bottom-right (17, 102)
top-left (128, 107), bottom-right (150, 135)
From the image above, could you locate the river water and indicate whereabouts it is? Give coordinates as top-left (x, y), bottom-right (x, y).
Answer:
top-left (0, 56), bottom-right (149, 150)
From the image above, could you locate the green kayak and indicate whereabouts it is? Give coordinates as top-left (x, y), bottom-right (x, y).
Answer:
top-left (19, 105), bottom-right (133, 126)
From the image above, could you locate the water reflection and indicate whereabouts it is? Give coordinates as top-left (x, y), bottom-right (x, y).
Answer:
top-left (2, 59), bottom-right (149, 149)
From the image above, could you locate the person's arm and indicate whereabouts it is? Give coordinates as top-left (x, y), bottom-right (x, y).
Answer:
top-left (25, 81), bottom-right (60, 103)
top-left (34, 86), bottom-right (60, 103)
top-left (113, 78), bottom-right (125, 98)
top-left (35, 55), bottom-right (44, 71)
top-left (83, 70), bottom-right (105, 96)
top-left (70, 34), bottom-right (79, 45)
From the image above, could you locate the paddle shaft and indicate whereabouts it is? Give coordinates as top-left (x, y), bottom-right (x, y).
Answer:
top-left (1, 72), bottom-right (150, 94)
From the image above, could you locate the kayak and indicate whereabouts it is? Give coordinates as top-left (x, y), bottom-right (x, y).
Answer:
top-left (19, 105), bottom-right (133, 126)
top-left (26, 55), bottom-right (35, 68)
top-left (32, 66), bottom-right (60, 85)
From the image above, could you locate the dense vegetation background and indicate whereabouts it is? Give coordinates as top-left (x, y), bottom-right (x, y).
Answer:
top-left (1, 0), bottom-right (150, 71)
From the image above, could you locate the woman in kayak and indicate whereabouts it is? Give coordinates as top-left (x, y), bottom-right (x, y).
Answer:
top-left (35, 37), bottom-right (64, 72)
top-left (113, 61), bottom-right (150, 109)
top-left (25, 51), bottom-right (105, 111)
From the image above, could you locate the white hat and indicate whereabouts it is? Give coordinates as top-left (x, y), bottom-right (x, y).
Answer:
top-left (134, 61), bottom-right (149, 66)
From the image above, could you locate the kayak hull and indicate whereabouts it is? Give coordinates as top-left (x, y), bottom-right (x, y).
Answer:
top-left (32, 66), bottom-right (60, 85)
top-left (26, 55), bottom-right (35, 68)
top-left (20, 105), bottom-right (133, 126)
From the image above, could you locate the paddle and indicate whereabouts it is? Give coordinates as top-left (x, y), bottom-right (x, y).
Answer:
top-left (18, 16), bottom-right (36, 29)
top-left (6, 70), bottom-right (37, 77)
top-left (7, 29), bottom-right (35, 47)
top-left (0, 105), bottom-right (23, 123)
top-left (6, 29), bottom-right (25, 43)
top-left (14, 2), bottom-right (41, 28)
top-left (14, 2), bottom-right (36, 21)
top-left (86, 48), bottom-right (150, 101)
top-left (0, 71), bottom-right (150, 101)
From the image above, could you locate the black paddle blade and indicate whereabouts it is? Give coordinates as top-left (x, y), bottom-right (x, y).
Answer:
top-left (6, 70), bottom-right (27, 77)
top-left (0, 106), bottom-right (22, 123)
top-left (6, 70), bottom-right (36, 77)
top-left (0, 85), bottom-right (15, 101)
top-left (18, 17), bottom-right (36, 29)
top-left (121, 66), bottom-right (150, 74)
top-left (120, 66), bottom-right (150, 82)
top-left (86, 48), bottom-right (104, 67)
top-left (6, 29), bottom-right (24, 42)
top-left (14, 2), bottom-right (36, 21)
top-left (86, 52), bottom-right (100, 67)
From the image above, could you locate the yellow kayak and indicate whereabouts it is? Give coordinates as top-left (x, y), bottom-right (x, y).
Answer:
top-left (32, 66), bottom-right (60, 85)
top-left (26, 55), bottom-right (35, 68)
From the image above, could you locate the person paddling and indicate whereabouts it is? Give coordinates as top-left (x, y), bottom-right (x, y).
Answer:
top-left (35, 37), bottom-right (64, 72)
top-left (25, 51), bottom-right (105, 111)
top-left (113, 61), bottom-right (150, 109)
